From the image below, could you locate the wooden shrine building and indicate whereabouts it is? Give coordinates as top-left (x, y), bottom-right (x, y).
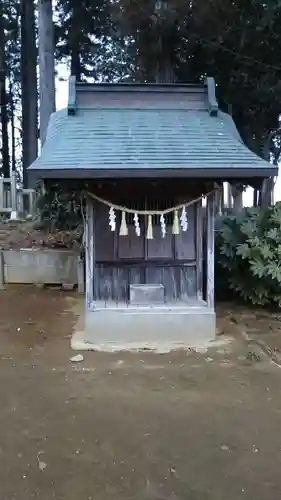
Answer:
top-left (29, 77), bottom-right (276, 349)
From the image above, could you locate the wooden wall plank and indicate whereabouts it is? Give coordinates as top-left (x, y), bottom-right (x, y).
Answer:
top-left (95, 203), bottom-right (115, 261)
top-left (174, 205), bottom-right (196, 260)
top-left (147, 223), bottom-right (173, 259)
top-left (163, 266), bottom-right (179, 300)
top-left (85, 197), bottom-right (95, 309)
top-left (179, 267), bottom-right (197, 300)
top-left (206, 191), bottom-right (215, 309)
top-left (118, 224), bottom-right (144, 259)
top-left (196, 200), bottom-right (203, 299)
top-left (92, 191), bottom-right (199, 305)
top-left (95, 264), bottom-right (197, 303)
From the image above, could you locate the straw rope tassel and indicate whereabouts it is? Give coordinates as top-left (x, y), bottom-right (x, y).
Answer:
top-left (119, 211), bottom-right (128, 236)
top-left (146, 215), bottom-right (153, 239)
top-left (172, 209), bottom-right (180, 235)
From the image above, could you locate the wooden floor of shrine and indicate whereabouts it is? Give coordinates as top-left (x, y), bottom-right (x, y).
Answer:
top-left (89, 297), bottom-right (208, 310)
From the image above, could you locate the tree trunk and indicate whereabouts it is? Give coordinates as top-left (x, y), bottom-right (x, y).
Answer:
top-left (0, 13), bottom-right (9, 178)
top-left (233, 191), bottom-right (243, 212)
top-left (9, 78), bottom-right (16, 173)
top-left (260, 130), bottom-right (277, 207)
top-left (69, 0), bottom-right (82, 80)
top-left (154, 32), bottom-right (175, 83)
top-left (260, 178), bottom-right (274, 208)
top-left (38, 0), bottom-right (55, 146)
top-left (231, 185), bottom-right (243, 213)
top-left (21, 0), bottom-right (38, 187)
top-left (70, 49), bottom-right (81, 80)
top-left (0, 79), bottom-right (9, 178)
top-left (253, 188), bottom-right (258, 207)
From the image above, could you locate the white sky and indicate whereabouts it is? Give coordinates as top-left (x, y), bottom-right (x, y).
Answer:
top-left (55, 71), bottom-right (281, 206)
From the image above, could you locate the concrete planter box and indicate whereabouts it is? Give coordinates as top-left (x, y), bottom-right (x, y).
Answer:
top-left (2, 249), bottom-right (78, 285)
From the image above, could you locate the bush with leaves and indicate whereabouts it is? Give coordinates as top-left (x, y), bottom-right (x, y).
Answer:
top-left (216, 203), bottom-right (281, 306)
top-left (35, 187), bottom-right (84, 232)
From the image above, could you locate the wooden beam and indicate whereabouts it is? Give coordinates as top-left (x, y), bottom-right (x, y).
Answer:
top-left (206, 77), bottom-right (218, 116)
top-left (218, 184), bottom-right (224, 215)
top-left (196, 200), bottom-right (203, 300)
top-left (206, 191), bottom-right (215, 309)
top-left (91, 260), bottom-right (197, 267)
top-left (77, 256), bottom-right (85, 294)
top-left (67, 75), bottom-right (76, 115)
top-left (85, 197), bottom-right (95, 310)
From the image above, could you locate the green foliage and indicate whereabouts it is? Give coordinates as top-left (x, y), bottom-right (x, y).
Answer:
top-left (35, 188), bottom-right (84, 232)
top-left (115, 0), bottom-right (281, 158)
top-left (4, 0), bottom-right (281, 185)
top-left (55, 0), bottom-right (131, 82)
top-left (216, 203), bottom-right (281, 306)
top-left (53, 0), bottom-right (281, 159)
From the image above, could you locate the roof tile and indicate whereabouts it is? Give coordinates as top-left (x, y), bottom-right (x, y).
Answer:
top-left (29, 107), bottom-right (273, 174)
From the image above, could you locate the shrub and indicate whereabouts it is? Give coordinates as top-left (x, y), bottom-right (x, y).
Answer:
top-left (35, 187), bottom-right (84, 232)
top-left (215, 203), bottom-right (281, 306)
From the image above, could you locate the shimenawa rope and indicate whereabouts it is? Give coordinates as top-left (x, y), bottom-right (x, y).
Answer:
top-left (86, 189), bottom-right (216, 216)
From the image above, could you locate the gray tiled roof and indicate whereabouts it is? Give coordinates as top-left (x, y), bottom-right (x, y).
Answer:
top-left (29, 106), bottom-right (274, 176)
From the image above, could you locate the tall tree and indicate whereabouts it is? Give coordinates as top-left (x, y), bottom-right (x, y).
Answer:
top-left (9, 77), bottom-right (16, 173)
top-left (3, 0), bottom-right (22, 180)
top-left (68, 0), bottom-right (83, 80)
top-left (38, 0), bottom-right (55, 146)
top-left (0, 10), bottom-right (10, 178)
top-left (55, 0), bottom-right (123, 82)
top-left (114, 0), bottom-right (188, 82)
top-left (40, 0), bottom-right (281, 205)
top-left (115, 0), bottom-right (281, 202)
top-left (21, 0), bottom-right (37, 186)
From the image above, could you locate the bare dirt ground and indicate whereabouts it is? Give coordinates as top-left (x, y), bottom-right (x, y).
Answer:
top-left (1, 287), bottom-right (281, 500)
top-left (218, 303), bottom-right (281, 364)
top-left (0, 220), bottom-right (81, 249)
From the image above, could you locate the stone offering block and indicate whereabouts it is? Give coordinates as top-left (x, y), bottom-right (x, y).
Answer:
top-left (129, 284), bottom-right (165, 305)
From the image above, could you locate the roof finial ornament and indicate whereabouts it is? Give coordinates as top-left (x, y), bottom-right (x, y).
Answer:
top-left (206, 77), bottom-right (218, 116)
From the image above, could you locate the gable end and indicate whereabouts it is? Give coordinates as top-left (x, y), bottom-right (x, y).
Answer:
top-left (206, 77), bottom-right (218, 116)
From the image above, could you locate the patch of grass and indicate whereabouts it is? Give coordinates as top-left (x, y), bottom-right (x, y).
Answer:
top-left (246, 351), bottom-right (261, 362)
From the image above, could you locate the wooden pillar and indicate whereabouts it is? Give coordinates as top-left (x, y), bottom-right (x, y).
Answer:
top-left (0, 177), bottom-right (4, 212)
top-left (196, 200), bottom-right (203, 300)
top-left (77, 256), bottom-right (85, 294)
top-left (0, 251), bottom-right (4, 290)
top-left (218, 184), bottom-right (224, 215)
top-left (206, 191), bottom-right (215, 309)
top-left (85, 197), bottom-right (95, 310)
top-left (227, 183), bottom-right (232, 209)
top-left (10, 170), bottom-right (18, 219)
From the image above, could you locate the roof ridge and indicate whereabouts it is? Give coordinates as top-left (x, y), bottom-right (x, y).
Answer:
top-left (67, 75), bottom-right (211, 116)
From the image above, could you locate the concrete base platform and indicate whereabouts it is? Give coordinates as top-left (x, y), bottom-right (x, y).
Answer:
top-left (72, 304), bottom-right (216, 352)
